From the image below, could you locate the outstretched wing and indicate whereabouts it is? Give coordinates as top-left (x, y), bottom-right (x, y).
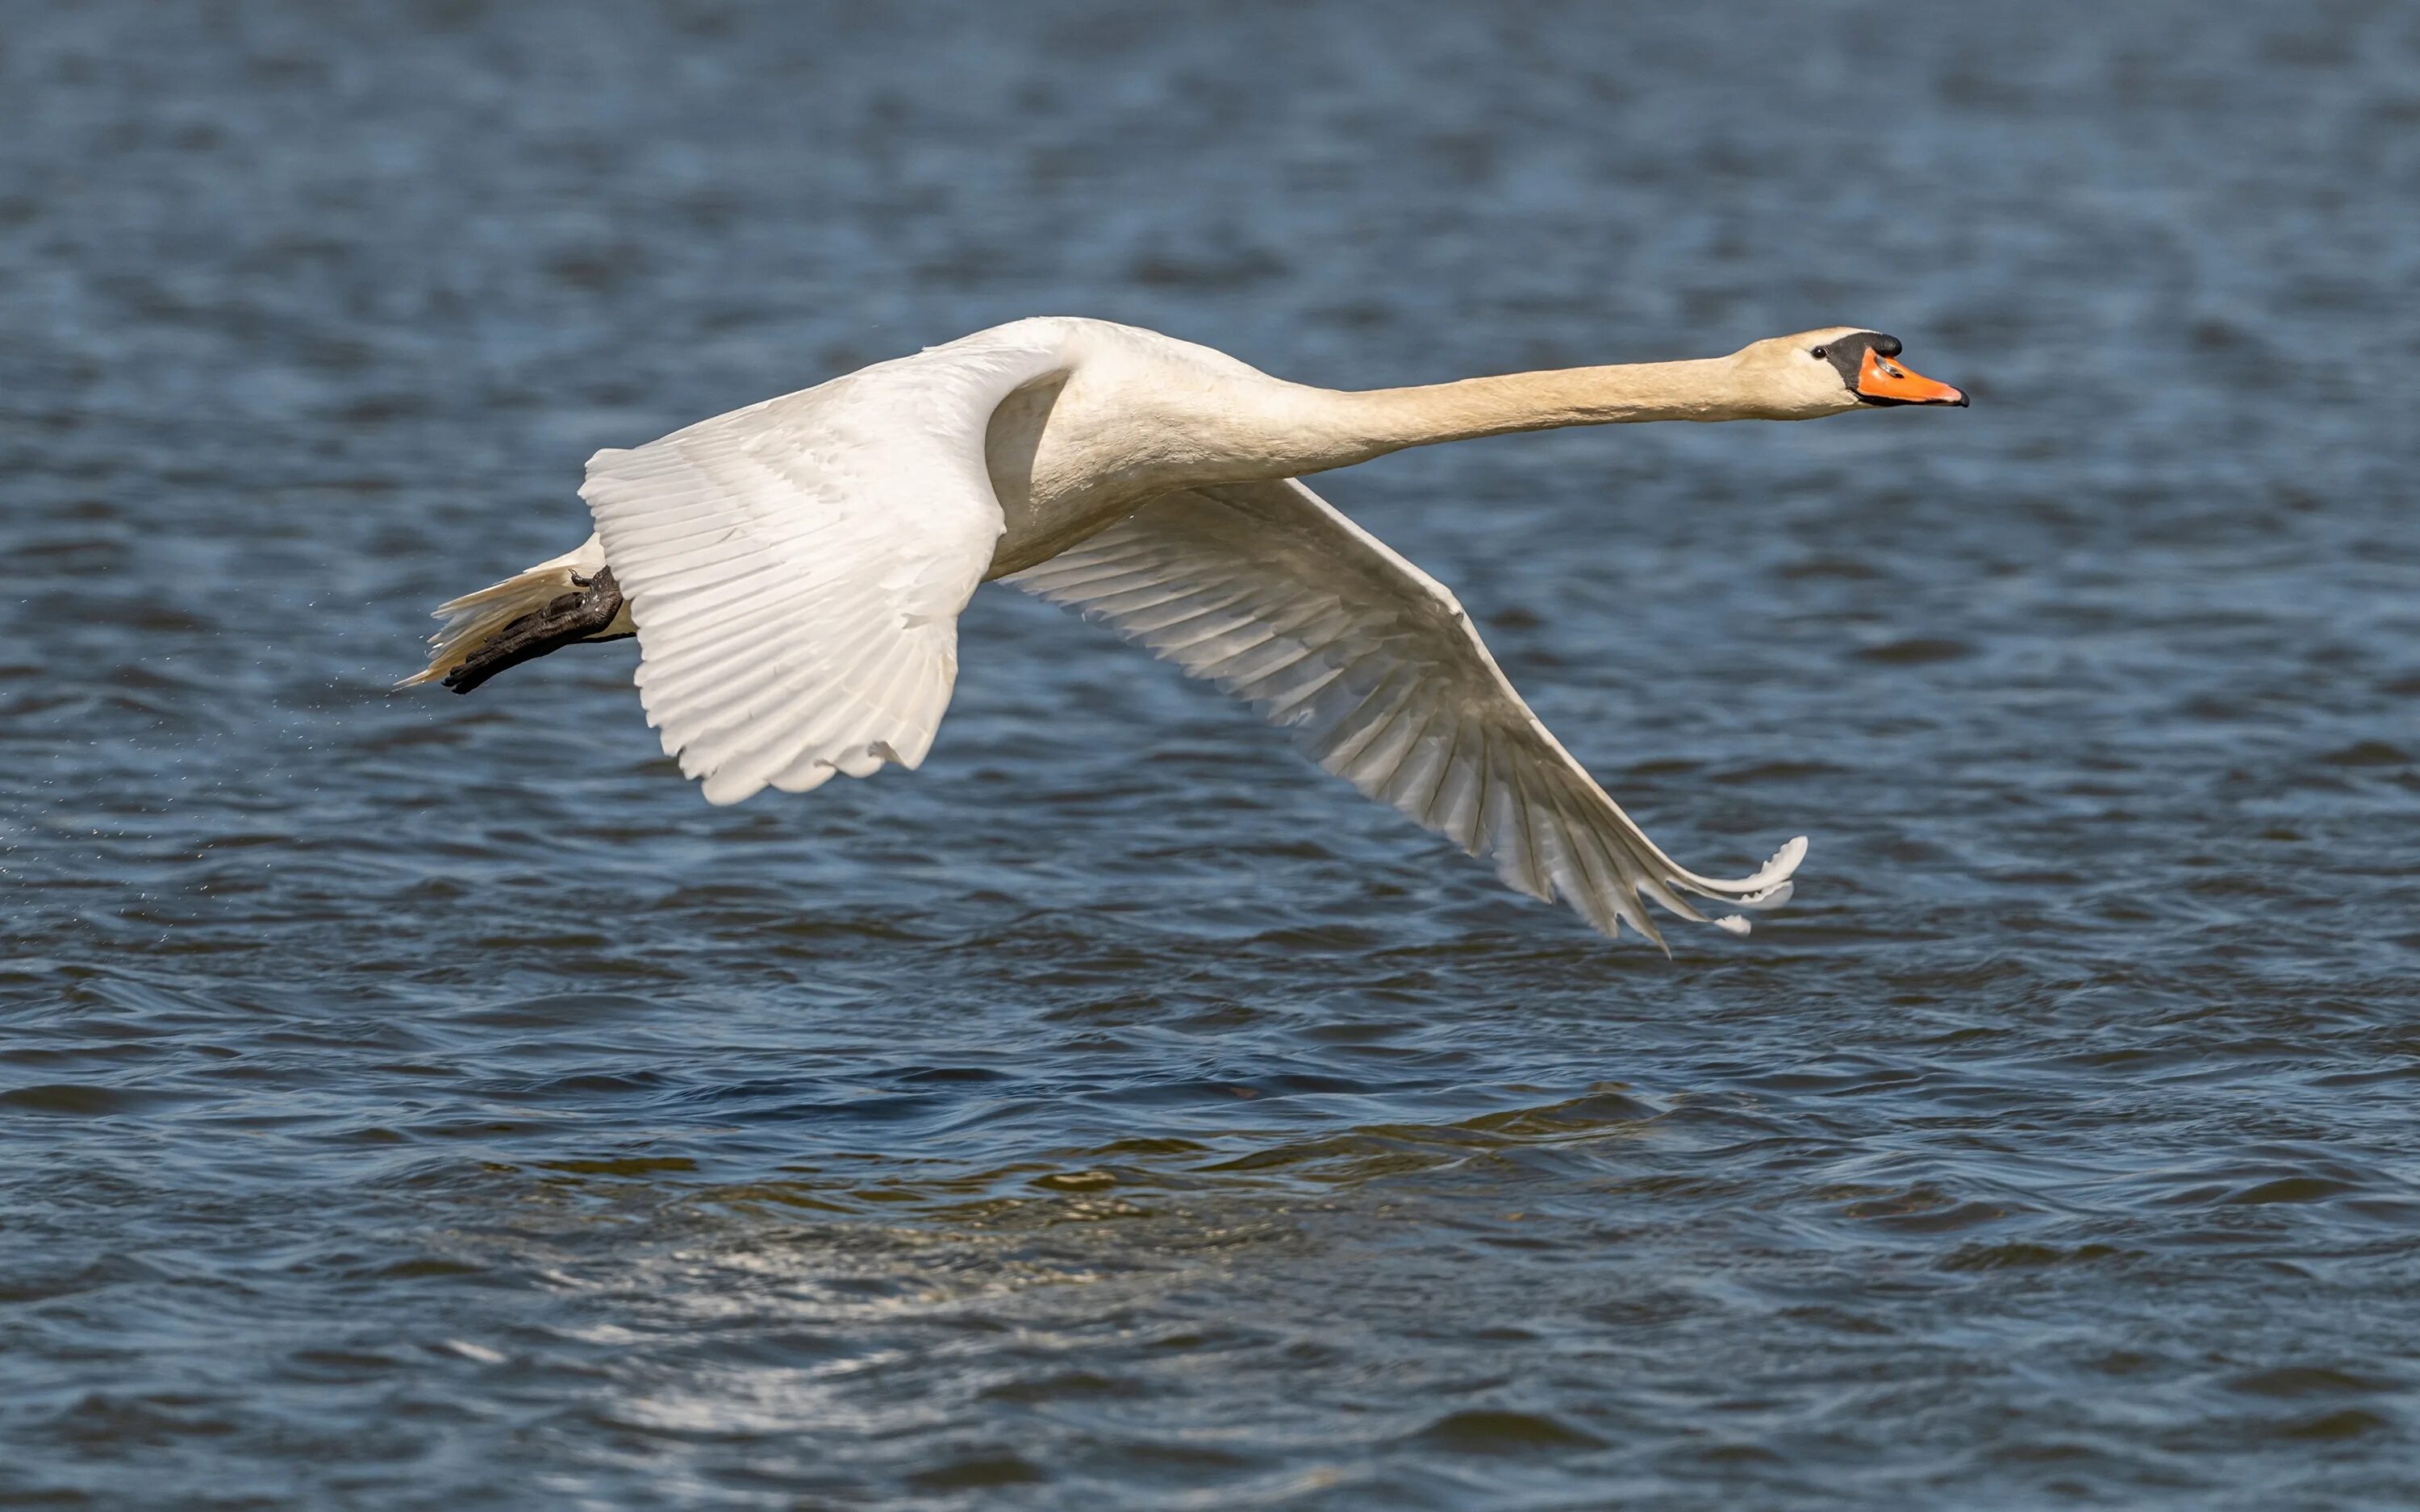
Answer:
top-left (582, 331), bottom-right (1068, 806)
top-left (1011, 478), bottom-right (1804, 945)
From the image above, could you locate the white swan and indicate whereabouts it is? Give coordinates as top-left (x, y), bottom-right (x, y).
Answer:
top-left (405, 318), bottom-right (1965, 945)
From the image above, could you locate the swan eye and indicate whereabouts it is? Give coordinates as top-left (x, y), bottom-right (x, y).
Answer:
top-left (1810, 346), bottom-right (1828, 360)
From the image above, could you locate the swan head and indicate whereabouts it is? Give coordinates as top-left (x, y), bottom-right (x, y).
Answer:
top-left (1732, 328), bottom-right (1968, 418)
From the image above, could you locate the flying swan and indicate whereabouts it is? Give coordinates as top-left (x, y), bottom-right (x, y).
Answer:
top-left (404, 319), bottom-right (1965, 946)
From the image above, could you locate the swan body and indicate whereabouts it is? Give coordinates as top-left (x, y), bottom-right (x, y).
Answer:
top-left (407, 317), bottom-right (1964, 945)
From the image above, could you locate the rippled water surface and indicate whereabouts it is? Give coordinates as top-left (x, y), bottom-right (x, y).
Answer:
top-left (6, 2), bottom-right (2420, 1506)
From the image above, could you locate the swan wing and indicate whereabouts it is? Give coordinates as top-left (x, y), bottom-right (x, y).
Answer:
top-left (1010, 478), bottom-right (1805, 945)
top-left (582, 330), bottom-right (1066, 805)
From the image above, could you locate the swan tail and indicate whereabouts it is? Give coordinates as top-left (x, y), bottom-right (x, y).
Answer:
top-left (398, 542), bottom-right (632, 694)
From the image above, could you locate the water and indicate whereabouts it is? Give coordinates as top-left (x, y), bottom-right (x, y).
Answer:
top-left (5, 2), bottom-right (2419, 1506)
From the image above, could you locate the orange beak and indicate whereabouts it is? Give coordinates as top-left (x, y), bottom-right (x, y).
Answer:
top-left (1856, 347), bottom-right (1967, 406)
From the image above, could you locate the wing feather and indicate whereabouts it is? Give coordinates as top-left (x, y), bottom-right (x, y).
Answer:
top-left (1012, 478), bottom-right (1806, 944)
top-left (582, 327), bottom-right (1071, 806)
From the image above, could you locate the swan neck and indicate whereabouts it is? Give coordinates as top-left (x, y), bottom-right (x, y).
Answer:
top-left (1312, 356), bottom-right (1759, 463)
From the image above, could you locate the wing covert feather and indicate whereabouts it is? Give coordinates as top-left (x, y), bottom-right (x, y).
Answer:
top-left (1012, 478), bottom-right (1805, 944)
top-left (582, 331), bottom-right (1070, 805)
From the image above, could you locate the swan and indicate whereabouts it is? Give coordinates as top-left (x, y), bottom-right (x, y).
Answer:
top-left (404, 318), bottom-right (1964, 946)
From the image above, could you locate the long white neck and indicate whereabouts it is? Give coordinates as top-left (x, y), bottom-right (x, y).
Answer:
top-left (986, 325), bottom-right (1791, 575)
top-left (1258, 356), bottom-right (1771, 477)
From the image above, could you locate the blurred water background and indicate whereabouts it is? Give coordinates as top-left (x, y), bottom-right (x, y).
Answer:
top-left (5, 2), bottom-right (2420, 1506)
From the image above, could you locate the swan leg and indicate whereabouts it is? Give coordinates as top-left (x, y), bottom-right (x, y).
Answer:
top-left (436, 568), bottom-right (629, 694)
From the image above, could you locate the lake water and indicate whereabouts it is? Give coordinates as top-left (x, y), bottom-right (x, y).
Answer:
top-left (6, 2), bottom-right (2419, 1506)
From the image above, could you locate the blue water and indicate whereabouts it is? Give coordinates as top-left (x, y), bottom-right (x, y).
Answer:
top-left (6, 2), bottom-right (2420, 1506)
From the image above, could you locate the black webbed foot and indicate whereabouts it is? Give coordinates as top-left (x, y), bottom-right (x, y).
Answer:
top-left (442, 568), bottom-right (628, 694)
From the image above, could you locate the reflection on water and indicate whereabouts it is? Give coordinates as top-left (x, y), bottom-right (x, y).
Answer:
top-left (6, 0), bottom-right (2420, 1506)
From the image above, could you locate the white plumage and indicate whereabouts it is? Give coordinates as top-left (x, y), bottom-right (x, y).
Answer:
top-left (582, 327), bottom-right (1068, 804)
top-left (414, 316), bottom-right (1970, 944)
top-left (1012, 479), bottom-right (1798, 946)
